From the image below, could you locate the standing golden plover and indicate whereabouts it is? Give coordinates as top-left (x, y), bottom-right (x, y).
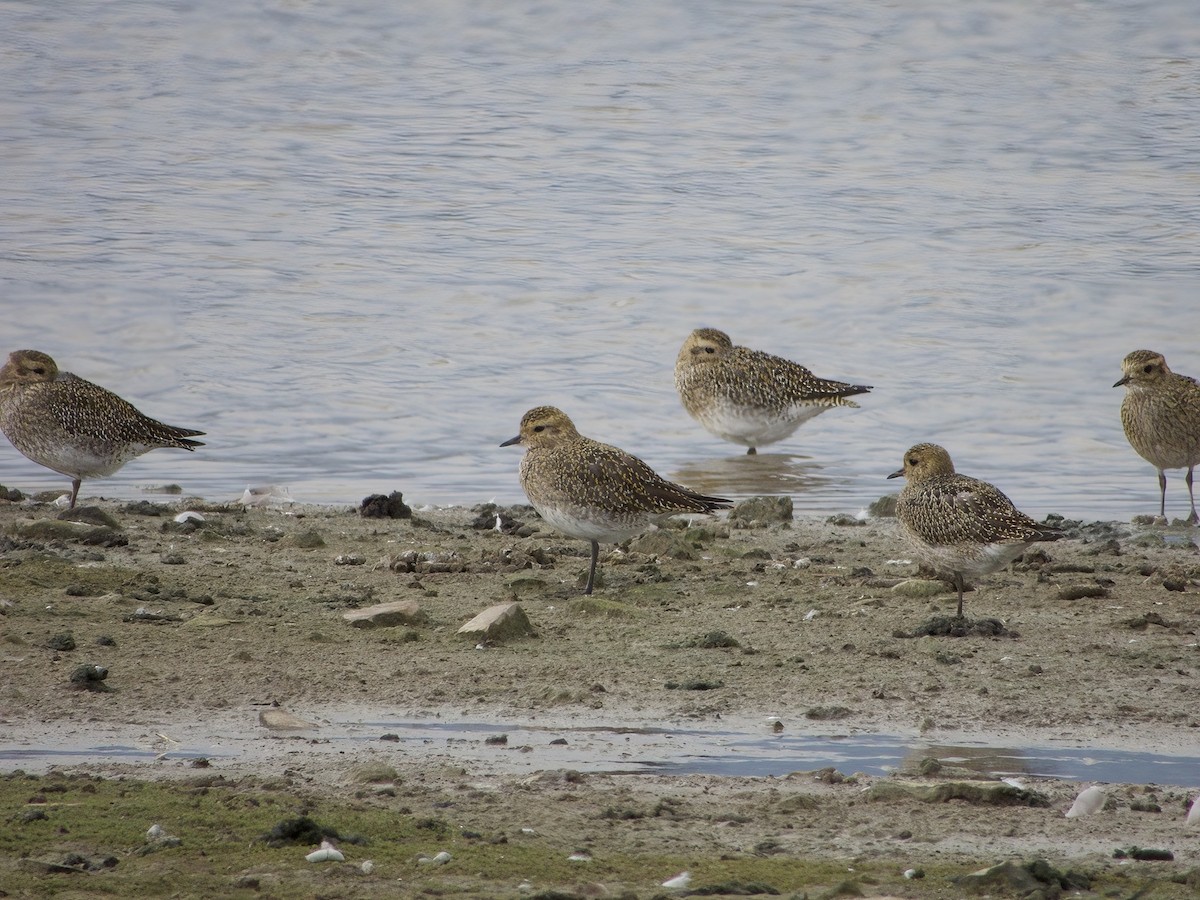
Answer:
top-left (500, 405), bottom-right (731, 594)
top-left (887, 443), bottom-right (1062, 618)
top-left (1114, 349), bottom-right (1200, 524)
top-left (674, 328), bottom-right (871, 454)
top-left (0, 349), bottom-right (205, 508)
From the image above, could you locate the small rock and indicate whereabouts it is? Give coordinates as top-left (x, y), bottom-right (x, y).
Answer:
top-left (1058, 583), bottom-right (1107, 601)
top-left (342, 600), bottom-right (427, 629)
top-left (869, 494), bottom-right (898, 517)
top-left (16, 518), bottom-right (126, 546)
top-left (457, 602), bottom-right (535, 643)
top-left (58, 506), bottom-right (122, 528)
top-left (47, 632), bottom-right (76, 652)
top-left (629, 530), bottom-right (697, 559)
top-left (890, 579), bottom-right (947, 598)
top-left (258, 709), bottom-right (319, 731)
top-left (729, 496), bottom-right (793, 526)
top-left (825, 513), bottom-right (865, 527)
top-left (286, 529), bottom-right (326, 549)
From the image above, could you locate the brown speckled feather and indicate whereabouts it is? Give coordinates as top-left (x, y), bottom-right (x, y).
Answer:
top-left (896, 472), bottom-right (1060, 547)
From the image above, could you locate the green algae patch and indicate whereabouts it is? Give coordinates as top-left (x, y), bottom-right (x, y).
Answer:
top-left (2, 773), bottom-right (1196, 898)
top-left (0, 772), bottom-right (937, 899)
top-left (0, 555), bottom-right (144, 600)
top-left (569, 596), bottom-right (636, 618)
top-left (866, 780), bottom-right (1052, 808)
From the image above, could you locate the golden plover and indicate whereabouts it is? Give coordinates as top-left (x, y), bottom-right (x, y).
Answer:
top-left (674, 328), bottom-right (871, 454)
top-left (0, 349), bottom-right (205, 508)
top-left (500, 405), bottom-right (731, 594)
top-left (887, 443), bottom-right (1062, 617)
top-left (1114, 349), bottom-right (1200, 524)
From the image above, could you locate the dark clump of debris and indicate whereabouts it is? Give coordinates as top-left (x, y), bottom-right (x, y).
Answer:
top-left (896, 616), bottom-right (1018, 639)
top-left (953, 858), bottom-right (1090, 895)
top-left (360, 491), bottom-right (412, 519)
top-left (69, 665), bottom-right (111, 692)
top-left (261, 816), bottom-right (366, 848)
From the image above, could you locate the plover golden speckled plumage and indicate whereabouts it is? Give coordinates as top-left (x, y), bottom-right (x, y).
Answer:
top-left (500, 405), bottom-right (731, 594)
top-left (887, 443), bottom-right (1062, 618)
top-left (1114, 349), bottom-right (1200, 524)
top-left (674, 328), bottom-right (871, 454)
top-left (0, 349), bottom-right (205, 508)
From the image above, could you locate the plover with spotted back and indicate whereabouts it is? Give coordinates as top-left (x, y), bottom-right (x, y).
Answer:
top-left (500, 405), bottom-right (731, 594)
top-left (674, 328), bottom-right (871, 454)
top-left (0, 349), bottom-right (205, 508)
top-left (887, 443), bottom-right (1063, 618)
top-left (1114, 349), bottom-right (1200, 524)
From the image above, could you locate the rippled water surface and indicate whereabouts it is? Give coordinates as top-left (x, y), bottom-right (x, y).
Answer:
top-left (3, 0), bottom-right (1199, 519)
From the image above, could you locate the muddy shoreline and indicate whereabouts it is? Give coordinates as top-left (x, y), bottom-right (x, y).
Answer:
top-left (1, 492), bottom-right (1198, 897)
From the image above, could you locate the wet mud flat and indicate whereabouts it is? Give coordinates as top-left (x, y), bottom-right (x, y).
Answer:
top-left (0, 492), bottom-right (1198, 896)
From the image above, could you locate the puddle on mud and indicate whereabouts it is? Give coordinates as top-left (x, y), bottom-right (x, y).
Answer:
top-left (1, 718), bottom-right (1196, 787)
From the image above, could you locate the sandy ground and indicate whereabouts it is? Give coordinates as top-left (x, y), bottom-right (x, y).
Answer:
top-left (1, 487), bottom-right (1198, 897)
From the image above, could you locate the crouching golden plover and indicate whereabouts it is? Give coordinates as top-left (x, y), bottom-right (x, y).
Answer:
top-left (0, 349), bottom-right (205, 508)
top-left (500, 405), bottom-right (731, 594)
top-left (1114, 349), bottom-right (1200, 524)
top-left (887, 443), bottom-right (1062, 618)
top-left (674, 328), bottom-right (871, 454)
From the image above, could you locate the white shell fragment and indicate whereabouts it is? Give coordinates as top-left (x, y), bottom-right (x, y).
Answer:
top-left (173, 511), bottom-right (204, 523)
top-left (240, 485), bottom-right (296, 507)
top-left (306, 840), bottom-right (344, 863)
top-left (146, 824), bottom-right (166, 840)
top-left (360, 860), bottom-right (375, 874)
top-left (1065, 785), bottom-right (1107, 818)
top-left (1186, 794), bottom-right (1200, 826)
top-left (662, 871), bottom-right (691, 890)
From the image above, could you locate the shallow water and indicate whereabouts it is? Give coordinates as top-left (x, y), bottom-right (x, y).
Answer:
top-left (2, 718), bottom-right (1196, 788)
top-left (3, 1), bottom-right (1199, 520)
